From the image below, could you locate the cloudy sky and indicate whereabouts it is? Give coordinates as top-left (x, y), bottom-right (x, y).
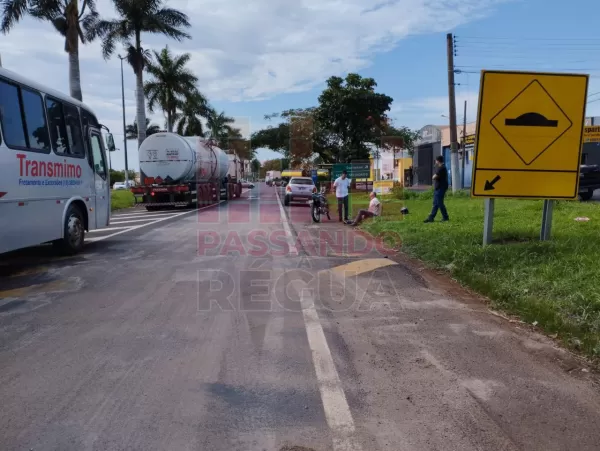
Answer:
top-left (2, 0), bottom-right (600, 171)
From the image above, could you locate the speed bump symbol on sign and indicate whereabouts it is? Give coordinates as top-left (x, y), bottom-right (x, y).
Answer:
top-left (472, 71), bottom-right (588, 199)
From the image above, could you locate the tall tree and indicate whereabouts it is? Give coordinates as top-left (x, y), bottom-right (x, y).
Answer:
top-left (206, 109), bottom-right (235, 142)
top-left (174, 91), bottom-right (210, 136)
top-left (260, 158), bottom-right (287, 177)
top-left (125, 117), bottom-right (161, 139)
top-left (251, 108), bottom-right (336, 165)
top-left (1, 0), bottom-right (98, 101)
top-left (251, 158), bottom-right (261, 175)
top-left (316, 73), bottom-right (393, 162)
top-left (381, 123), bottom-right (419, 158)
top-left (144, 45), bottom-right (198, 132)
top-left (88, 0), bottom-right (191, 148)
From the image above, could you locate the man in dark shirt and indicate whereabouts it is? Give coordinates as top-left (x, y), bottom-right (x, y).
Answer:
top-left (424, 155), bottom-right (449, 222)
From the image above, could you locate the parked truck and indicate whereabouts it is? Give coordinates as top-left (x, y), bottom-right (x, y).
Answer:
top-left (131, 132), bottom-right (243, 210)
top-left (265, 170), bottom-right (281, 186)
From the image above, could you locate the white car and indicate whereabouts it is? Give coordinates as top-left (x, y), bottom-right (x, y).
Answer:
top-left (284, 177), bottom-right (316, 206)
top-left (113, 181), bottom-right (135, 190)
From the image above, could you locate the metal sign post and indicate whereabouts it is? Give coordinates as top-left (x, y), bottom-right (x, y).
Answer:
top-left (540, 200), bottom-right (554, 241)
top-left (483, 199), bottom-right (495, 245)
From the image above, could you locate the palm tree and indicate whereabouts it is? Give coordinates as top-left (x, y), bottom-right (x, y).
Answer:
top-left (144, 45), bottom-right (198, 132)
top-left (206, 109), bottom-right (235, 142)
top-left (88, 0), bottom-right (191, 148)
top-left (125, 117), bottom-right (161, 139)
top-left (1, 0), bottom-right (98, 101)
top-left (174, 91), bottom-right (210, 136)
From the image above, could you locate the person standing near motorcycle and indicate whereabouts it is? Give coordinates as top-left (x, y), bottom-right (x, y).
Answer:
top-left (333, 170), bottom-right (352, 222)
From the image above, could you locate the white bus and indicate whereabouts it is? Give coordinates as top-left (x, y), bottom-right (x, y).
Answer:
top-left (0, 66), bottom-right (116, 255)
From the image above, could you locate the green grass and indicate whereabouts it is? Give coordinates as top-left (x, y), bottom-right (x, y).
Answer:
top-left (342, 189), bottom-right (600, 359)
top-left (111, 190), bottom-right (135, 211)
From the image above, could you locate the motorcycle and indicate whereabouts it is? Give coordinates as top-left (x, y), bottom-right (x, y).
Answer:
top-left (310, 187), bottom-right (331, 223)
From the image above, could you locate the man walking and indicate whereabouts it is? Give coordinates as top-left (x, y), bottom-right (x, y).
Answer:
top-left (333, 170), bottom-right (351, 222)
top-left (424, 155), bottom-right (449, 223)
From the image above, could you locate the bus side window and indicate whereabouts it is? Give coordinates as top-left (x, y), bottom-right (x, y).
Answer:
top-left (46, 97), bottom-right (69, 154)
top-left (63, 103), bottom-right (85, 157)
top-left (0, 79), bottom-right (27, 148)
top-left (21, 88), bottom-right (50, 152)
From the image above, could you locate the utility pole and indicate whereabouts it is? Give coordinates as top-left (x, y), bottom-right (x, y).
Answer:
top-left (461, 100), bottom-right (467, 189)
top-left (118, 55), bottom-right (130, 186)
top-left (446, 33), bottom-right (460, 193)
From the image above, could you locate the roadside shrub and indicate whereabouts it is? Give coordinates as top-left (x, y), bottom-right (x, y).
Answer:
top-left (390, 181), bottom-right (404, 200)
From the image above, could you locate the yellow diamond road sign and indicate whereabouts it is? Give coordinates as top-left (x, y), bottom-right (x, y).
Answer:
top-left (472, 70), bottom-right (588, 199)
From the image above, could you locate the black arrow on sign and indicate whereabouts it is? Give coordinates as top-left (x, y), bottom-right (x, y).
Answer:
top-left (484, 175), bottom-right (501, 191)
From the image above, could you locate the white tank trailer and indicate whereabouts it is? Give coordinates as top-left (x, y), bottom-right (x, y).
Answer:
top-left (131, 132), bottom-right (243, 210)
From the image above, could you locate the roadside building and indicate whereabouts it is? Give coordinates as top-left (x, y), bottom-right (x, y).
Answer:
top-left (412, 125), bottom-right (443, 186)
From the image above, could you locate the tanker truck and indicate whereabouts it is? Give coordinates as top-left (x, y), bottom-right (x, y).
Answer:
top-left (131, 132), bottom-right (243, 211)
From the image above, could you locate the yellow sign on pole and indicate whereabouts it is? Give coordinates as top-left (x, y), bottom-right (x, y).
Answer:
top-left (471, 70), bottom-right (588, 199)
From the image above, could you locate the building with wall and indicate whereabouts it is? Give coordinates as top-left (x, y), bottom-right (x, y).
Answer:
top-left (412, 125), bottom-right (443, 186)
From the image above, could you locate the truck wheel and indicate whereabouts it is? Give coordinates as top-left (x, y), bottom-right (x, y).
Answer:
top-left (53, 203), bottom-right (85, 255)
top-left (579, 189), bottom-right (594, 201)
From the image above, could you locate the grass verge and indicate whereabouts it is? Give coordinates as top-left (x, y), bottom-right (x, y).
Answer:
top-left (111, 190), bottom-right (135, 211)
top-left (341, 189), bottom-right (600, 360)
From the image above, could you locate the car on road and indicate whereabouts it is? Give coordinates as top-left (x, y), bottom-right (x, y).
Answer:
top-left (579, 164), bottom-right (600, 200)
top-left (284, 176), bottom-right (317, 206)
top-left (113, 181), bottom-right (135, 190)
top-left (240, 180), bottom-right (255, 189)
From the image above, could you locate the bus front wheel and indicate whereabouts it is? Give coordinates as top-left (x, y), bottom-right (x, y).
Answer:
top-left (54, 204), bottom-right (85, 255)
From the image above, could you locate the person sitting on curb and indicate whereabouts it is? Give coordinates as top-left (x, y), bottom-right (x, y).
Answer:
top-left (345, 191), bottom-right (381, 226)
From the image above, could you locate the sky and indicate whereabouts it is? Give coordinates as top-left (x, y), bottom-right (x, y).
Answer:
top-left (2, 0), bottom-right (600, 171)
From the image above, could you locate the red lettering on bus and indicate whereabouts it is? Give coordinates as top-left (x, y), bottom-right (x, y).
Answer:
top-left (16, 153), bottom-right (82, 178)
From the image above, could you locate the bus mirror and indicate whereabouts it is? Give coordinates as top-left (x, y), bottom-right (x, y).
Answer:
top-left (106, 133), bottom-right (116, 152)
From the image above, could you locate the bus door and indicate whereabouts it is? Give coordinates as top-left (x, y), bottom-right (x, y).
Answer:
top-left (89, 130), bottom-right (109, 227)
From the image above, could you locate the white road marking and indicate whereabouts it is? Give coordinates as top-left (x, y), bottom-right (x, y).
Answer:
top-left (301, 291), bottom-right (362, 451)
top-left (111, 211), bottom-right (179, 219)
top-left (276, 187), bottom-right (361, 450)
top-left (110, 217), bottom-right (169, 225)
top-left (274, 187), bottom-right (299, 255)
top-left (87, 201), bottom-right (224, 243)
top-left (110, 210), bottom-right (156, 217)
top-left (88, 226), bottom-right (134, 233)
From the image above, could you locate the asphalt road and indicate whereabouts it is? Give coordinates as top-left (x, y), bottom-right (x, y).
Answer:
top-left (1, 183), bottom-right (599, 451)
